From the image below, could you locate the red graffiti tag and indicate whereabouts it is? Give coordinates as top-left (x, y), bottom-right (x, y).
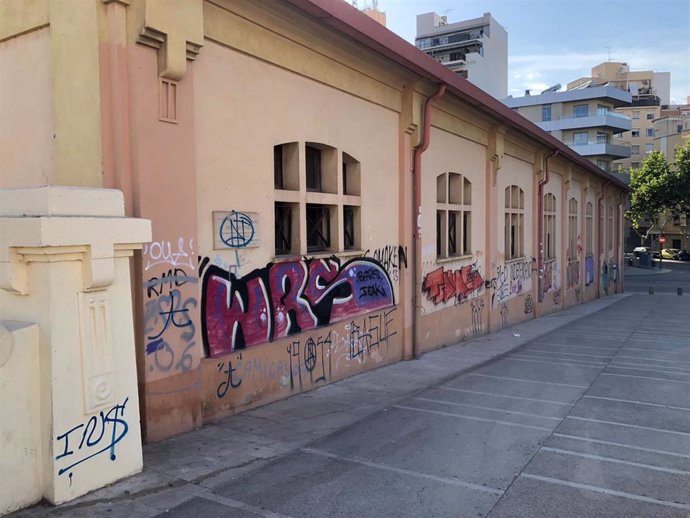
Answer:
top-left (422, 264), bottom-right (484, 305)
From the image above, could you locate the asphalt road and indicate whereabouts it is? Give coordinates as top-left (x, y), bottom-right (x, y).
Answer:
top-left (168, 295), bottom-right (690, 517)
top-left (625, 259), bottom-right (690, 294)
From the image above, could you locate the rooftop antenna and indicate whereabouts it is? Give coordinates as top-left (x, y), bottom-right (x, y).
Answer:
top-left (605, 46), bottom-right (611, 62)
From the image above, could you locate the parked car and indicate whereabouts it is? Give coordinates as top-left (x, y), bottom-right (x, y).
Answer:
top-left (661, 248), bottom-right (681, 260)
top-left (678, 250), bottom-right (690, 261)
top-left (632, 246), bottom-right (651, 258)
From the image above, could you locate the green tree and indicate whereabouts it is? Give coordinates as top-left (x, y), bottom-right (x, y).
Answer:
top-left (627, 141), bottom-right (690, 246)
top-left (627, 151), bottom-right (674, 245)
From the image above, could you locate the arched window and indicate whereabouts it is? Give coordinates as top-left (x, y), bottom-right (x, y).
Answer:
top-left (568, 198), bottom-right (579, 260)
top-left (505, 185), bottom-right (525, 259)
top-left (585, 202), bottom-right (593, 255)
top-left (607, 205), bottom-right (614, 251)
top-left (544, 193), bottom-right (556, 260)
top-left (274, 143), bottom-right (361, 255)
top-left (436, 173), bottom-right (472, 258)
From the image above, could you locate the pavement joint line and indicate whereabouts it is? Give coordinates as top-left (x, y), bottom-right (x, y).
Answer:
top-left (552, 336), bottom-right (626, 343)
top-left (518, 349), bottom-right (615, 359)
top-left (198, 492), bottom-right (293, 518)
top-left (616, 354), bottom-right (690, 364)
top-left (539, 447), bottom-right (690, 476)
top-left (519, 473), bottom-right (690, 511)
top-left (511, 352), bottom-right (608, 365)
top-left (300, 447), bottom-right (504, 495)
top-left (466, 373), bottom-right (589, 388)
top-left (565, 415), bottom-right (690, 438)
top-left (583, 395), bottom-right (690, 412)
top-left (607, 365), bottom-right (690, 377)
top-left (498, 357), bottom-right (604, 369)
top-left (392, 405), bottom-right (554, 431)
top-left (600, 372), bottom-right (690, 385)
top-left (436, 387), bottom-right (575, 406)
top-left (413, 397), bottom-right (564, 420)
top-left (552, 433), bottom-right (690, 460)
top-left (530, 342), bottom-right (620, 351)
top-left (612, 360), bottom-right (690, 372)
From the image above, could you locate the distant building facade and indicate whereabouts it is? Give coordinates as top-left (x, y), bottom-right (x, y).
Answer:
top-left (415, 12), bottom-right (507, 99)
top-left (568, 62), bottom-right (671, 106)
top-left (504, 86), bottom-right (632, 172)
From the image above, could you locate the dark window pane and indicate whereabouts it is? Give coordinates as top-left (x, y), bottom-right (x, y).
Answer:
top-left (436, 211), bottom-right (442, 256)
top-left (275, 203), bottom-right (292, 255)
top-left (448, 212), bottom-right (457, 255)
top-left (307, 204), bottom-right (330, 252)
top-left (274, 145), bottom-right (283, 189)
top-left (342, 162), bottom-right (348, 195)
top-left (463, 212), bottom-right (470, 253)
top-left (306, 146), bottom-right (322, 192)
top-left (344, 206), bottom-right (355, 249)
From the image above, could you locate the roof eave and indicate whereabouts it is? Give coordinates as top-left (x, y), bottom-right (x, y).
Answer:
top-left (282, 0), bottom-right (629, 192)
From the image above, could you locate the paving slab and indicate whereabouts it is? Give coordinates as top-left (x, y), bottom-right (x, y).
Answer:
top-left (488, 474), bottom-right (688, 518)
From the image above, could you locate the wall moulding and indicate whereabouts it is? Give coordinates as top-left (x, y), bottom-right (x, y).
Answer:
top-left (136, 0), bottom-right (203, 80)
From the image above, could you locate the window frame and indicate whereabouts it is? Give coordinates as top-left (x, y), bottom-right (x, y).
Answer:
top-left (544, 193), bottom-right (557, 261)
top-left (505, 185), bottom-right (525, 260)
top-left (274, 143), bottom-right (361, 257)
top-left (568, 197), bottom-right (578, 261)
top-left (436, 172), bottom-right (472, 259)
top-left (585, 202), bottom-right (593, 256)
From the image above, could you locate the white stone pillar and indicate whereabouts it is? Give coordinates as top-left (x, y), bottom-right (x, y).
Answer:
top-left (0, 187), bottom-right (151, 505)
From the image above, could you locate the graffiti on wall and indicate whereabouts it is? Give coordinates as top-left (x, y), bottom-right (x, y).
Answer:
top-left (214, 307), bottom-right (398, 398)
top-left (567, 260), bottom-right (580, 290)
top-left (542, 260), bottom-right (559, 295)
top-left (585, 255), bottom-right (595, 286)
top-left (422, 263), bottom-right (484, 306)
top-left (499, 302), bottom-right (509, 328)
top-left (213, 211), bottom-right (259, 249)
top-left (55, 398), bottom-right (130, 483)
top-left (143, 238), bottom-right (195, 271)
top-left (201, 256), bottom-right (395, 357)
top-left (553, 288), bottom-right (561, 306)
top-left (144, 288), bottom-right (198, 373)
top-left (470, 299), bottom-right (484, 336)
top-left (524, 294), bottom-right (534, 314)
top-left (489, 257), bottom-right (535, 307)
top-left (366, 245), bottom-right (408, 282)
top-left (142, 237), bottom-right (200, 379)
top-left (601, 260), bottom-right (618, 294)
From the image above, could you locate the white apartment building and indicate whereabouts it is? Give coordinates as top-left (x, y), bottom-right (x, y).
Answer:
top-left (504, 86), bottom-right (632, 172)
top-left (415, 12), bottom-right (507, 99)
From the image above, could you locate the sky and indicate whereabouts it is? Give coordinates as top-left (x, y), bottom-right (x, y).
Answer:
top-left (368, 0), bottom-right (690, 104)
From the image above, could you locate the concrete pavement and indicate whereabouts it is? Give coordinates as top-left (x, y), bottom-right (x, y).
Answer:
top-left (12, 291), bottom-right (690, 517)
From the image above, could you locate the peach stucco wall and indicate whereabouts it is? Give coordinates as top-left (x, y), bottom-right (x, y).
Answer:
top-left (192, 39), bottom-right (404, 423)
top-left (0, 28), bottom-right (55, 188)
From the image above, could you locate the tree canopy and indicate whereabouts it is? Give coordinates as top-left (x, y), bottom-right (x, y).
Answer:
top-left (627, 141), bottom-right (690, 239)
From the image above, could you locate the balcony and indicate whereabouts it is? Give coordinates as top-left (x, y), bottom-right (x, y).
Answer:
top-left (565, 137), bottom-right (631, 159)
top-left (538, 110), bottom-right (631, 133)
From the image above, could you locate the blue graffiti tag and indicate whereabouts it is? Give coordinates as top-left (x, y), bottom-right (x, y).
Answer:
top-left (55, 398), bottom-right (130, 477)
top-left (220, 211), bottom-right (255, 248)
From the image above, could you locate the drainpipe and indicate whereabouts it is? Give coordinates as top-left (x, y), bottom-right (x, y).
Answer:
top-left (412, 83), bottom-right (446, 359)
top-left (537, 150), bottom-right (558, 302)
top-left (596, 181), bottom-right (610, 296)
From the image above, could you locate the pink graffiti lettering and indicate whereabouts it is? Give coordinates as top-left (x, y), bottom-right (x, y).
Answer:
top-left (201, 257), bottom-right (394, 357)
